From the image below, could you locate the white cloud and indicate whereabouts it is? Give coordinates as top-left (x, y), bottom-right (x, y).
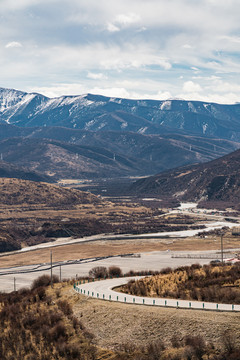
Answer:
top-left (5, 41), bottom-right (23, 48)
top-left (115, 13), bottom-right (141, 26)
top-left (182, 44), bottom-right (193, 49)
top-left (87, 72), bottom-right (107, 80)
top-left (89, 87), bottom-right (130, 98)
top-left (107, 12), bottom-right (140, 32)
top-left (1, 0), bottom-right (240, 105)
top-left (183, 81), bottom-right (203, 93)
top-left (30, 83), bottom-right (86, 98)
top-left (106, 23), bottom-right (120, 32)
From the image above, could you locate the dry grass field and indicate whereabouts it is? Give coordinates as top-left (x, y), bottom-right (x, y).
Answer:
top-left (0, 229), bottom-right (239, 269)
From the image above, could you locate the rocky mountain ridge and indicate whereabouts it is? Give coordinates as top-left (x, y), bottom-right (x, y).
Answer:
top-left (1, 87), bottom-right (240, 140)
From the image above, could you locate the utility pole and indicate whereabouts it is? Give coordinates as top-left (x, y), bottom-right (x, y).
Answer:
top-left (14, 277), bottom-right (16, 292)
top-left (50, 250), bottom-right (53, 288)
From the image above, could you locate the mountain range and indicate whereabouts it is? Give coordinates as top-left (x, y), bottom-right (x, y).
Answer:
top-left (1, 87), bottom-right (240, 141)
top-left (0, 123), bottom-right (239, 180)
top-left (0, 87), bottom-right (240, 182)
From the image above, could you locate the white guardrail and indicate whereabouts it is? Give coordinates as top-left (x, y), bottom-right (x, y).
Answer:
top-left (73, 276), bottom-right (240, 312)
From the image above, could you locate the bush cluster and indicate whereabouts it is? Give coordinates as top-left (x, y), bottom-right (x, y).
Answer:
top-left (0, 275), bottom-right (97, 360)
top-left (122, 263), bottom-right (240, 304)
top-left (114, 333), bottom-right (240, 360)
top-left (88, 266), bottom-right (123, 279)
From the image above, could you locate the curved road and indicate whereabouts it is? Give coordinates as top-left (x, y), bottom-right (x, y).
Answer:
top-left (74, 276), bottom-right (240, 312)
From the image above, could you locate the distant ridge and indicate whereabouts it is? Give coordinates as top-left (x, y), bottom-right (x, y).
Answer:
top-left (0, 160), bottom-right (53, 183)
top-left (0, 125), bottom-right (239, 180)
top-left (130, 148), bottom-right (240, 208)
top-left (1, 87), bottom-right (240, 141)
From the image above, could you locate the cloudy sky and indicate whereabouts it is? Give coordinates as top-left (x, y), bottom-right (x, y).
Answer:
top-left (1, 0), bottom-right (240, 103)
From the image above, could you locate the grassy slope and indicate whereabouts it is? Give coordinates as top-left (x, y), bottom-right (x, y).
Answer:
top-left (121, 263), bottom-right (240, 304)
top-left (0, 177), bottom-right (100, 206)
top-left (1, 275), bottom-right (240, 359)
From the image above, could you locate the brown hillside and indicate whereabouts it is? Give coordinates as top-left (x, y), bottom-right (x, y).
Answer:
top-left (130, 147), bottom-right (240, 208)
top-left (0, 178), bottom-right (100, 206)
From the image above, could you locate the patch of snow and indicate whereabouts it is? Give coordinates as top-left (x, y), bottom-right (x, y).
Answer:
top-left (188, 102), bottom-right (196, 112)
top-left (138, 127), bottom-right (148, 134)
top-left (160, 100), bottom-right (171, 110)
top-left (202, 123), bottom-right (208, 134)
top-left (2, 93), bottom-right (37, 123)
top-left (121, 122), bottom-right (128, 129)
top-left (110, 98), bottom-right (122, 104)
top-left (97, 122), bottom-right (107, 130)
top-left (85, 119), bottom-right (96, 129)
top-left (203, 103), bottom-right (210, 110)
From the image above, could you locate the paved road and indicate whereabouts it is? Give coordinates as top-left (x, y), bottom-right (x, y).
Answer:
top-left (74, 277), bottom-right (240, 312)
top-left (0, 250), bottom-right (229, 292)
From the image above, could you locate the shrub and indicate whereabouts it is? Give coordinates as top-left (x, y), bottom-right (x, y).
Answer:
top-left (108, 266), bottom-right (123, 277)
top-left (57, 300), bottom-right (73, 317)
top-left (49, 322), bottom-right (67, 341)
top-left (31, 274), bottom-right (59, 290)
top-left (184, 335), bottom-right (206, 360)
top-left (89, 266), bottom-right (108, 279)
top-left (34, 287), bottom-right (46, 301)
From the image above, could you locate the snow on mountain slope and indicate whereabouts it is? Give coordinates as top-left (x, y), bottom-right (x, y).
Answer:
top-left (1, 87), bottom-right (240, 140)
top-left (0, 88), bottom-right (27, 113)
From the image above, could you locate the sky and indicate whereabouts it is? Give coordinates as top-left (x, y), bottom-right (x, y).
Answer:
top-left (1, 0), bottom-right (240, 103)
